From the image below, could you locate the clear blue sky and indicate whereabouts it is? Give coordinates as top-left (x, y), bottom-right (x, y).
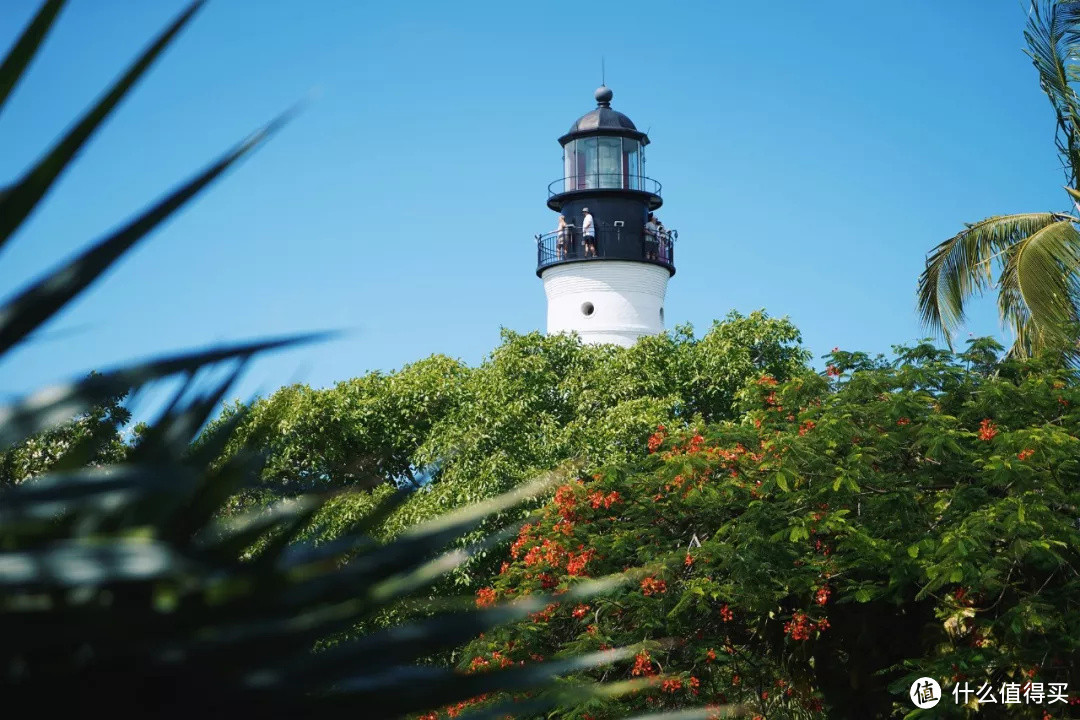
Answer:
top-left (0, 0), bottom-right (1067, 408)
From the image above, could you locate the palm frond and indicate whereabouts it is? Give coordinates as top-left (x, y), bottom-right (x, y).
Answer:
top-left (997, 218), bottom-right (1080, 357)
top-left (1025, 0), bottom-right (1080, 186)
top-left (0, 1), bottom-right (204, 251)
top-left (0, 0), bottom-right (64, 115)
top-left (917, 213), bottom-right (1064, 346)
top-left (0, 105), bottom-right (295, 355)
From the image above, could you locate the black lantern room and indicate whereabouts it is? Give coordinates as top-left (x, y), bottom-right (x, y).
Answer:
top-left (536, 86), bottom-right (675, 276)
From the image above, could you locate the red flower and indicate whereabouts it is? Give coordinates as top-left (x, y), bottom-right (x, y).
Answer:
top-left (587, 490), bottom-right (622, 509)
top-left (631, 651), bottom-right (656, 677)
top-left (799, 420), bottom-right (816, 436)
top-left (648, 425), bottom-right (667, 453)
top-left (896, 417), bottom-right (911, 426)
top-left (572, 603), bottom-right (590, 619)
top-left (661, 678), bottom-right (683, 693)
top-left (566, 548), bottom-right (595, 577)
top-left (640, 576), bottom-right (667, 596)
top-left (784, 611), bottom-right (814, 640)
top-left (553, 483), bottom-right (580, 520)
top-left (826, 365), bottom-right (841, 378)
top-left (815, 586), bottom-right (831, 606)
top-left (720, 604), bottom-right (734, 622)
top-left (1018, 448), bottom-right (1035, 461)
top-left (706, 648), bottom-right (717, 663)
top-left (978, 418), bottom-right (998, 441)
top-left (475, 587), bottom-right (497, 608)
top-left (684, 553), bottom-right (694, 567)
top-left (757, 375), bottom-right (779, 386)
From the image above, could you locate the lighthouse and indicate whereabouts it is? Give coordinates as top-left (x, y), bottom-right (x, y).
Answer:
top-left (536, 86), bottom-right (676, 347)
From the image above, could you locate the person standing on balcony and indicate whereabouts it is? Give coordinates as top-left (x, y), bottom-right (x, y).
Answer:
top-left (582, 208), bottom-right (596, 258)
top-left (644, 213), bottom-right (659, 261)
top-left (556, 215), bottom-right (570, 260)
top-left (655, 216), bottom-right (668, 262)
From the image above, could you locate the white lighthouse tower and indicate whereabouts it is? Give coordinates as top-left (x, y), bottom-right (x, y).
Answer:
top-left (535, 86), bottom-right (676, 347)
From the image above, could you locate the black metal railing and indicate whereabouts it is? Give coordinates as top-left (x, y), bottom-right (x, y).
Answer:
top-left (547, 174), bottom-right (662, 198)
top-left (535, 224), bottom-right (676, 273)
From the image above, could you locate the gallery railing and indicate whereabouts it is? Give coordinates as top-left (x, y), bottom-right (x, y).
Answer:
top-left (535, 225), bottom-right (676, 273)
top-left (548, 174), bottom-right (663, 197)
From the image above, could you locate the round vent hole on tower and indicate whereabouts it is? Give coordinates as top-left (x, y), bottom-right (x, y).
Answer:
top-left (581, 302), bottom-right (595, 317)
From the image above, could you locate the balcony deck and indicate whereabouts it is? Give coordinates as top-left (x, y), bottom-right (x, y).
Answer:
top-left (536, 225), bottom-right (676, 276)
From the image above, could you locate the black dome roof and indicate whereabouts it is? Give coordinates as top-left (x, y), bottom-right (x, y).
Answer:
top-left (560, 86), bottom-right (648, 144)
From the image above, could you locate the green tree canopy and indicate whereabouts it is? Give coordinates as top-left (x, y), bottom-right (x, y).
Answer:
top-left (211, 312), bottom-right (809, 551)
top-left (459, 340), bottom-right (1080, 719)
top-left (0, 378), bottom-right (130, 489)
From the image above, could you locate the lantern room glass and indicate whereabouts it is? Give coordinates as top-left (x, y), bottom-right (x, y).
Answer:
top-left (623, 138), bottom-right (640, 190)
top-left (562, 136), bottom-right (644, 191)
top-left (597, 137), bottom-right (621, 188)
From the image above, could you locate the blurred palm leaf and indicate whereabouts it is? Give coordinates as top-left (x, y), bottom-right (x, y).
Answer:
top-left (917, 1), bottom-right (1080, 359)
top-left (0, 3), bottom-right (687, 718)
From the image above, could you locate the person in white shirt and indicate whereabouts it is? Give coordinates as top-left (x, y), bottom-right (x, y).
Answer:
top-left (582, 208), bottom-right (596, 258)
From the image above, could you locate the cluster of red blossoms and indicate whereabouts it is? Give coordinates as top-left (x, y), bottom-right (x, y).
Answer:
top-left (784, 611), bottom-right (828, 641)
top-left (441, 693), bottom-right (489, 718)
top-left (553, 483), bottom-right (581, 520)
top-left (587, 489), bottom-right (621, 509)
top-left (815, 586), bottom-right (831, 606)
top-left (659, 676), bottom-right (700, 695)
top-left (510, 523), bottom-right (535, 559)
top-left (720, 604), bottom-right (734, 622)
top-left (1018, 448), bottom-right (1035, 461)
top-left (978, 418), bottom-right (998, 442)
top-left (640, 576), bottom-right (667, 596)
top-left (660, 678), bottom-right (683, 693)
top-left (475, 586), bottom-right (496, 608)
top-left (528, 603), bottom-right (558, 624)
top-left (522, 537), bottom-right (563, 568)
top-left (648, 424), bottom-right (667, 453)
top-left (565, 546), bottom-right (595, 576)
top-left (631, 650), bottom-right (656, 677)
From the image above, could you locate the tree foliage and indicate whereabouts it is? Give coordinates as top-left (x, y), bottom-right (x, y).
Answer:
top-left (212, 313), bottom-right (809, 552)
top-left (460, 340), bottom-right (1080, 719)
top-left (0, 378), bottom-right (130, 488)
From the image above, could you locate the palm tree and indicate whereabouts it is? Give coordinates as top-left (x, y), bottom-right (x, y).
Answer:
top-left (918, 1), bottom-right (1080, 358)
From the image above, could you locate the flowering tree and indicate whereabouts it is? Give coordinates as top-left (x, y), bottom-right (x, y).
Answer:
top-left (460, 340), bottom-right (1080, 718)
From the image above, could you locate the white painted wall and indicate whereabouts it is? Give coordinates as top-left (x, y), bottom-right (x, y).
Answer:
top-left (541, 261), bottom-right (669, 347)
